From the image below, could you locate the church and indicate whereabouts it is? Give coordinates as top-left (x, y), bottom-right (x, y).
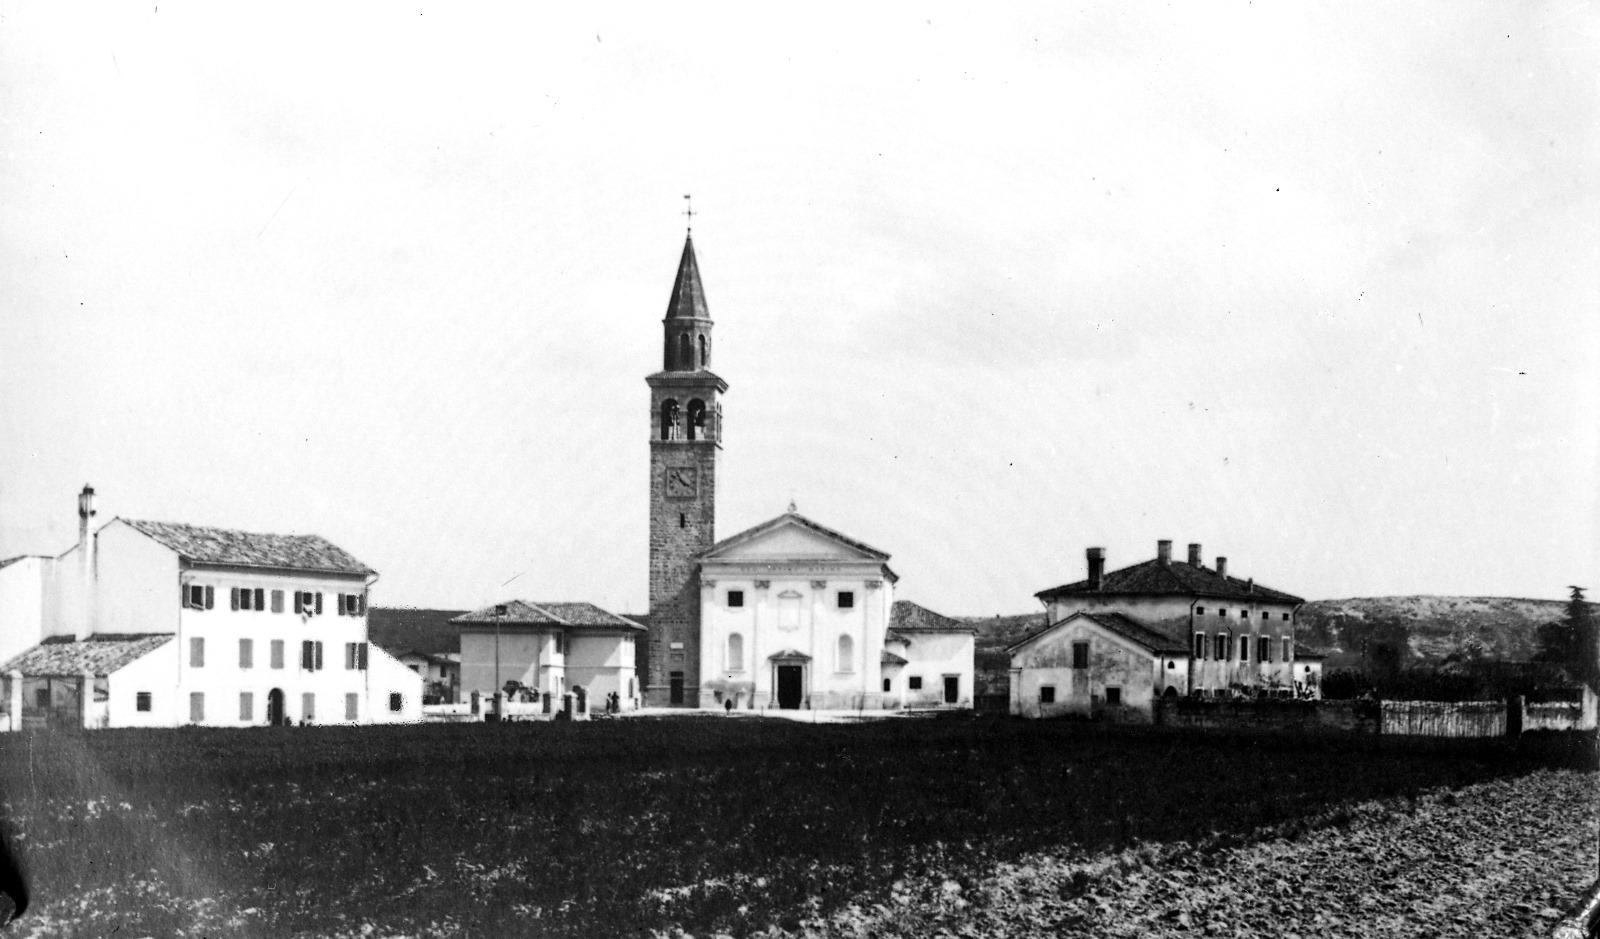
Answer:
top-left (641, 233), bottom-right (973, 710)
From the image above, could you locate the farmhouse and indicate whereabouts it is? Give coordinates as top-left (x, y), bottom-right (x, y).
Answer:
top-left (639, 233), bottom-right (975, 709)
top-left (0, 487), bottom-right (422, 729)
top-left (452, 601), bottom-right (643, 711)
top-left (1009, 541), bottom-right (1308, 719)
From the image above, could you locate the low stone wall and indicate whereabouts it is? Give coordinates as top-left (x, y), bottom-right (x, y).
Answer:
top-left (1153, 697), bottom-right (1378, 734)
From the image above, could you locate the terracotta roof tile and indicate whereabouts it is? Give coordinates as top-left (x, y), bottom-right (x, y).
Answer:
top-left (1006, 610), bottom-right (1189, 656)
top-left (122, 519), bottom-right (373, 575)
top-left (890, 600), bottom-right (975, 633)
top-left (451, 601), bottom-right (644, 631)
top-left (1036, 557), bottom-right (1303, 604)
top-left (2, 634), bottom-right (173, 678)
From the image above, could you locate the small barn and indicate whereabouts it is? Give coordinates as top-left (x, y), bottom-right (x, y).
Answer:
top-left (1006, 611), bottom-right (1190, 719)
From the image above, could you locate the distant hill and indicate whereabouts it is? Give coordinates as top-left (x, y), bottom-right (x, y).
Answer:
top-left (368, 607), bottom-right (468, 657)
top-left (1297, 595), bottom-right (1585, 668)
top-left (961, 596), bottom-right (1588, 676)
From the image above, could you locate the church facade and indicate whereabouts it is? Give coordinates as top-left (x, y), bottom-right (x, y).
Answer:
top-left (641, 234), bottom-right (973, 709)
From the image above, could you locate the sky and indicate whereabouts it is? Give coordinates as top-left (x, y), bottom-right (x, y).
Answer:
top-left (1, 3), bottom-right (1595, 615)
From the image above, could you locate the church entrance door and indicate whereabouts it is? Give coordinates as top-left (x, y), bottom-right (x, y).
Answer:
top-left (776, 665), bottom-right (803, 709)
top-left (266, 688), bottom-right (286, 726)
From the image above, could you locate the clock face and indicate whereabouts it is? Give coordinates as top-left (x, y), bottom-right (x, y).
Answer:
top-left (665, 465), bottom-right (698, 498)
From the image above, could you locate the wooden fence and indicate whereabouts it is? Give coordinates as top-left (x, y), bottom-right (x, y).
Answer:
top-left (1381, 700), bottom-right (1505, 737)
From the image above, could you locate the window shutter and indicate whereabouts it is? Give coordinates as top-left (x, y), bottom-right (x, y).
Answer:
top-left (315, 593), bottom-right (323, 616)
top-left (315, 641), bottom-right (324, 671)
top-left (302, 640), bottom-right (313, 670)
top-left (205, 586), bottom-right (214, 609)
top-left (358, 642), bottom-right (368, 671)
top-left (231, 587), bottom-right (240, 611)
top-left (255, 588), bottom-right (264, 610)
top-left (181, 583), bottom-right (190, 608)
top-left (358, 593), bottom-right (366, 615)
top-left (271, 589), bottom-right (283, 613)
top-left (294, 592), bottom-right (303, 614)
top-left (337, 594), bottom-right (346, 615)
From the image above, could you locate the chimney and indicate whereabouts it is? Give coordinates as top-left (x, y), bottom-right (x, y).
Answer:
top-left (75, 484), bottom-right (97, 641)
top-left (1157, 540), bottom-right (1172, 565)
top-left (1086, 547), bottom-right (1105, 591)
top-left (77, 484), bottom-right (96, 553)
top-left (1188, 543), bottom-right (1202, 566)
top-left (1216, 556), bottom-right (1228, 578)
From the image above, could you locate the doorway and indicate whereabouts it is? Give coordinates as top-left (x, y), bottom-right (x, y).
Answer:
top-left (267, 688), bottom-right (286, 726)
top-left (776, 665), bottom-right (803, 709)
top-left (943, 676), bottom-right (959, 705)
top-left (669, 672), bottom-right (684, 705)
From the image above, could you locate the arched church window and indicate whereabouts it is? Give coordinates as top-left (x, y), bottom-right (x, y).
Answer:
top-left (679, 333), bottom-right (692, 369)
top-left (837, 634), bottom-right (854, 673)
top-left (699, 334), bottom-right (709, 368)
top-left (687, 399), bottom-right (706, 441)
top-left (727, 632), bottom-right (743, 672)
top-left (660, 399), bottom-right (679, 440)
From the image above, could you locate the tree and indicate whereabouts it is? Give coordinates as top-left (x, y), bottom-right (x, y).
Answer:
top-left (1567, 586), bottom-right (1598, 691)
top-left (1536, 586), bottom-right (1597, 690)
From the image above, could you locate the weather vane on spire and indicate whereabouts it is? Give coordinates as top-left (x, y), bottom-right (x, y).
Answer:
top-left (683, 194), bottom-right (695, 233)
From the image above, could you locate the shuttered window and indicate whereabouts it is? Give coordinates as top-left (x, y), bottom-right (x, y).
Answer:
top-left (239, 638), bottom-right (253, 669)
top-left (189, 692), bottom-right (204, 723)
top-left (190, 637), bottom-right (204, 668)
top-left (345, 693), bottom-right (359, 721)
top-left (270, 639), bottom-right (284, 669)
top-left (239, 692), bottom-right (253, 721)
top-left (302, 693), bottom-right (315, 722)
top-left (271, 589), bottom-right (284, 613)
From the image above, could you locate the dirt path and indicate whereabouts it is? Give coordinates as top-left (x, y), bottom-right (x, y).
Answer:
top-left (773, 769), bottom-right (1599, 939)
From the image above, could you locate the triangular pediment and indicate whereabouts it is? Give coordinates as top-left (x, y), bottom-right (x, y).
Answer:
top-left (698, 512), bottom-right (889, 563)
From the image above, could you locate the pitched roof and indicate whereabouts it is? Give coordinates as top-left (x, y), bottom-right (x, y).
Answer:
top-left (120, 519), bottom-right (374, 576)
top-left (890, 600), bottom-right (975, 633)
top-left (1036, 557), bottom-right (1303, 604)
top-left (697, 510), bottom-right (893, 565)
top-left (665, 234), bottom-right (710, 321)
top-left (0, 555), bottom-right (49, 571)
top-left (1294, 646), bottom-right (1329, 660)
top-left (1006, 610), bottom-right (1190, 656)
top-left (880, 649), bottom-right (908, 666)
top-left (451, 600), bottom-right (644, 632)
top-left (1, 634), bottom-right (174, 678)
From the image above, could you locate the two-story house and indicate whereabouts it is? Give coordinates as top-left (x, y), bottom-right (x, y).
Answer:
top-left (1009, 541), bottom-right (1307, 719)
top-left (1, 488), bottom-right (421, 729)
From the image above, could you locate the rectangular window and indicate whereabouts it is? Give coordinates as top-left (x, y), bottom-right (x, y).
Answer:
top-left (1261, 611), bottom-right (1270, 620)
top-left (1214, 634), bottom-right (1227, 660)
top-left (1105, 687), bottom-right (1122, 706)
top-left (882, 678), bottom-right (891, 692)
top-left (1282, 637), bottom-right (1292, 661)
top-left (1239, 636), bottom-right (1249, 662)
top-left (1282, 612), bottom-right (1291, 621)
top-left (338, 593), bottom-right (365, 615)
top-left (1218, 608), bottom-right (1228, 617)
top-left (358, 642), bottom-right (368, 671)
top-left (909, 676), bottom-right (923, 690)
top-left (555, 633), bottom-right (565, 655)
top-left (837, 591), bottom-right (855, 609)
top-left (270, 639), bottom-right (284, 670)
top-left (189, 692), bottom-right (204, 723)
top-left (302, 693), bottom-right (315, 722)
top-left (1196, 607), bottom-right (1205, 615)
top-left (135, 691), bottom-right (151, 712)
top-left (1194, 633), bottom-right (1207, 659)
top-left (345, 693), bottom-right (359, 721)
top-left (389, 692), bottom-right (403, 713)
top-left (190, 637), bottom-right (205, 668)
top-left (1040, 685), bottom-right (1056, 704)
top-left (345, 642), bottom-right (359, 670)
top-left (1259, 636), bottom-right (1271, 663)
top-left (271, 589), bottom-right (284, 613)
top-left (728, 590), bottom-right (744, 608)
top-left (1072, 641), bottom-right (1089, 670)
top-left (35, 688), bottom-right (50, 709)
top-left (301, 640), bottom-right (324, 672)
top-left (239, 638), bottom-right (253, 669)
top-left (239, 692), bottom-right (253, 721)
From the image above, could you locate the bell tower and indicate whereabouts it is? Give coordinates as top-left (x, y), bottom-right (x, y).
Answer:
top-left (644, 233), bottom-right (726, 706)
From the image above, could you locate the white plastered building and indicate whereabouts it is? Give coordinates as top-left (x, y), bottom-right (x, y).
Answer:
top-left (1, 489), bottom-right (421, 729)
